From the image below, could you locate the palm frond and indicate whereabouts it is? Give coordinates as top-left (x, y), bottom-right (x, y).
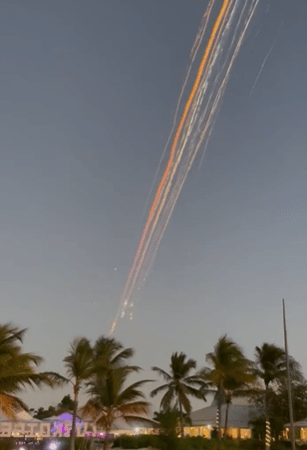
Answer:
top-left (0, 393), bottom-right (28, 419)
top-left (111, 348), bottom-right (134, 366)
top-left (150, 383), bottom-right (170, 398)
top-left (40, 372), bottom-right (69, 386)
top-left (160, 386), bottom-right (175, 412)
top-left (117, 401), bottom-right (149, 416)
top-left (183, 384), bottom-right (205, 400)
top-left (94, 336), bottom-right (123, 356)
top-left (151, 367), bottom-right (171, 381)
top-left (121, 415), bottom-right (154, 425)
top-left (178, 391), bottom-right (192, 415)
top-left (115, 380), bottom-right (152, 406)
top-left (79, 400), bottom-right (102, 419)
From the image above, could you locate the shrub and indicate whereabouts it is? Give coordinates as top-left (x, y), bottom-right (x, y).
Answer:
top-left (112, 434), bottom-right (160, 449)
top-left (111, 436), bottom-right (293, 450)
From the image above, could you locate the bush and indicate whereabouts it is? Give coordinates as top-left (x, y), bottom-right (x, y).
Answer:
top-left (112, 434), bottom-right (160, 449)
top-left (238, 439), bottom-right (265, 450)
top-left (111, 436), bottom-right (293, 450)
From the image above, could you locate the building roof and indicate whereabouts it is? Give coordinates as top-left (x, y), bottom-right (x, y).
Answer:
top-left (0, 410), bottom-right (43, 423)
top-left (190, 398), bottom-right (256, 429)
top-left (284, 419), bottom-right (307, 428)
top-left (43, 413), bottom-right (88, 423)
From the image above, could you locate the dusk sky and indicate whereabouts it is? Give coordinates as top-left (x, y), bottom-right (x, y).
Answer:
top-left (1, 0), bottom-right (307, 411)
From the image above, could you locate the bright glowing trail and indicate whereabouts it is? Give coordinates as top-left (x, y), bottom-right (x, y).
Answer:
top-left (110, 0), bottom-right (259, 334)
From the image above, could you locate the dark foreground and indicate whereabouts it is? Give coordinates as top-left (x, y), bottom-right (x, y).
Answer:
top-left (1, 437), bottom-right (303, 450)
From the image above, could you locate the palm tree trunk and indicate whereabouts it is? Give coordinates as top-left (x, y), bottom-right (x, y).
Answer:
top-left (103, 425), bottom-right (111, 450)
top-left (90, 437), bottom-right (95, 450)
top-left (179, 401), bottom-right (184, 438)
top-left (264, 384), bottom-right (270, 450)
top-left (70, 386), bottom-right (79, 450)
top-left (103, 439), bottom-right (111, 450)
top-left (224, 400), bottom-right (230, 438)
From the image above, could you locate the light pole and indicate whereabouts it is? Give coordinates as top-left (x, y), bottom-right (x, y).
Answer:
top-left (283, 299), bottom-right (295, 450)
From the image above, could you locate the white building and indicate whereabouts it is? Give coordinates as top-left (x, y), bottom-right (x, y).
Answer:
top-left (0, 412), bottom-right (100, 439)
top-left (0, 411), bottom-right (150, 439)
top-left (0, 410), bottom-right (50, 438)
top-left (185, 397), bottom-right (256, 439)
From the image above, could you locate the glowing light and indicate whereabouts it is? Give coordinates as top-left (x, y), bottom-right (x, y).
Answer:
top-left (49, 443), bottom-right (58, 450)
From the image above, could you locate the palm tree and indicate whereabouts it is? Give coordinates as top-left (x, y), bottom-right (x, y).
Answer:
top-left (64, 337), bottom-right (93, 450)
top-left (254, 343), bottom-right (296, 450)
top-left (82, 367), bottom-right (152, 450)
top-left (0, 323), bottom-right (65, 418)
top-left (205, 335), bottom-right (248, 440)
top-left (151, 352), bottom-right (206, 437)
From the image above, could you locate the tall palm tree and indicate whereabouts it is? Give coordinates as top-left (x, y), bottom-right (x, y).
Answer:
top-left (205, 335), bottom-right (248, 440)
top-left (64, 337), bottom-right (93, 450)
top-left (151, 352), bottom-right (206, 437)
top-left (0, 323), bottom-right (65, 418)
top-left (82, 367), bottom-right (152, 450)
top-left (254, 343), bottom-right (294, 450)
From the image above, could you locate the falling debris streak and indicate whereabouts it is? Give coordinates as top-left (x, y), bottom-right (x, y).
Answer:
top-left (249, 42), bottom-right (274, 96)
top-left (191, 0), bottom-right (215, 60)
top-left (249, 20), bottom-right (283, 97)
top-left (123, 0), bottom-right (231, 305)
top-left (109, 0), bottom-right (259, 335)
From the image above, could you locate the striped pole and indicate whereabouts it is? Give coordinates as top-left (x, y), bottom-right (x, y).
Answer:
top-left (265, 420), bottom-right (271, 450)
top-left (216, 408), bottom-right (220, 438)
